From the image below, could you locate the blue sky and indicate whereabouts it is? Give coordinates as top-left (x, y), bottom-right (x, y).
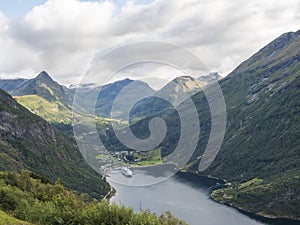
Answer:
top-left (0, 0), bottom-right (47, 18)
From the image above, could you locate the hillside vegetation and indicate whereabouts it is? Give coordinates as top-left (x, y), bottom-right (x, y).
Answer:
top-left (0, 171), bottom-right (186, 225)
top-left (212, 175), bottom-right (300, 219)
top-left (15, 94), bottom-right (72, 124)
top-left (0, 210), bottom-right (31, 225)
top-left (187, 30), bottom-right (300, 219)
top-left (0, 89), bottom-right (110, 199)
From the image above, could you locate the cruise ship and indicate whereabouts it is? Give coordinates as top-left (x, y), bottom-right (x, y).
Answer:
top-left (121, 167), bottom-right (133, 177)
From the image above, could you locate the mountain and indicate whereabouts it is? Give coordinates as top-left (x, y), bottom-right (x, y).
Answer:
top-left (157, 75), bottom-right (207, 104)
top-left (74, 78), bottom-right (155, 119)
top-left (75, 74), bottom-right (218, 120)
top-left (198, 72), bottom-right (221, 83)
top-left (95, 78), bottom-right (155, 118)
top-left (193, 30), bottom-right (300, 177)
top-left (182, 30), bottom-right (300, 219)
top-left (130, 75), bottom-right (210, 120)
top-left (0, 71), bottom-right (74, 124)
top-left (8, 71), bottom-right (72, 104)
top-left (98, 75), bottom-right (216, 155)
top-left (0, 72), bottom-right (211, 124)
top-left (0, 89), bottom-right (110, 198)
top-left (0, 78), bottom-right (28, 93)
top-left (0, 74), bottom-right (155, 124)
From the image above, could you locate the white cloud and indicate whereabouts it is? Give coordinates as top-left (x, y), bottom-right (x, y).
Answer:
top-left (0, 11), bottom-right (39, 75)
top-left (0, 0), bottom-right (299, 85)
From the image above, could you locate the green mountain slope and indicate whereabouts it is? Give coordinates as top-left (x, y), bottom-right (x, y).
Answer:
top-left (14, 94), bottom-right (72, 124)
top-left (212, 175), bottom-right (300, 220)
top-left (0, 89), bottom-right (110, 199)
top-left (185, 30), bottom-right (300, 219)
top-left (10, 71), bottom-right (72, 105)
top-left (0, 171), bottom-right (186, 225)
top-left (0, 71), bottom-right (74, 124)
top-left (202, 30), bottom-right (300, 180)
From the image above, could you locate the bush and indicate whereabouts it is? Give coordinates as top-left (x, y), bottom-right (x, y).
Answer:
top-left (0, 171), bottom-right (187, 225)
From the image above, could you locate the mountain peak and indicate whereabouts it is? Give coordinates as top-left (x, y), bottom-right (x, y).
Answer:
top-left (233, 29), bottom-right (300, 75)
top-left (7, 71), bottom-right (71, 104)
top-left (170, 75), bottom-right (205, 91)
top-left (35, 71), bottom-right (53, 82)
top-left (173, 75), bottom-right (196, 83)
top-left (198, 72), bottom-right (221, 82)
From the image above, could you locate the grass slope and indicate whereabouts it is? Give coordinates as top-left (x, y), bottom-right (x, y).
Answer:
top-left (0, 210), bottom-right (32, 225)
top-left (15, 95), bottom-right (72, 124)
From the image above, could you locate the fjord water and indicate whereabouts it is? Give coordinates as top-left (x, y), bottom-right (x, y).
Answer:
top-left (110, 173), bottom-right (289, 225)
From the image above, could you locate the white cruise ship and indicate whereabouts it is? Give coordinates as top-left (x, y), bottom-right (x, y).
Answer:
top-left (121, 167), bottom-right (133, 177)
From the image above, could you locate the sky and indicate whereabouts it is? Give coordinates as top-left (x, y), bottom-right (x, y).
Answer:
top-left (0, 0), bottom-right (299, 86)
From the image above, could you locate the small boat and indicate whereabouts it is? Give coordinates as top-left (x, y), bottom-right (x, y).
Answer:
top-left (121, 167), bottom-right (133, 177)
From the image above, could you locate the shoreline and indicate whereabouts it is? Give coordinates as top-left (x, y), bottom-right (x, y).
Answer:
top-left (104, 169), bottom-right (300, 224)
top-left (103, 185), bottom-right (116, 200)
top-left (210, 196), bottom-right (300, 225)
top-left (178, 170), bottom-right (300, 224)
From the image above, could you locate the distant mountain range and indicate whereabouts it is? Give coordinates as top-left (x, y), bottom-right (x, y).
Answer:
top-left (130, 74), bottom-right (220, 120)
top-left (0, 70), bottom-right (219, 123)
